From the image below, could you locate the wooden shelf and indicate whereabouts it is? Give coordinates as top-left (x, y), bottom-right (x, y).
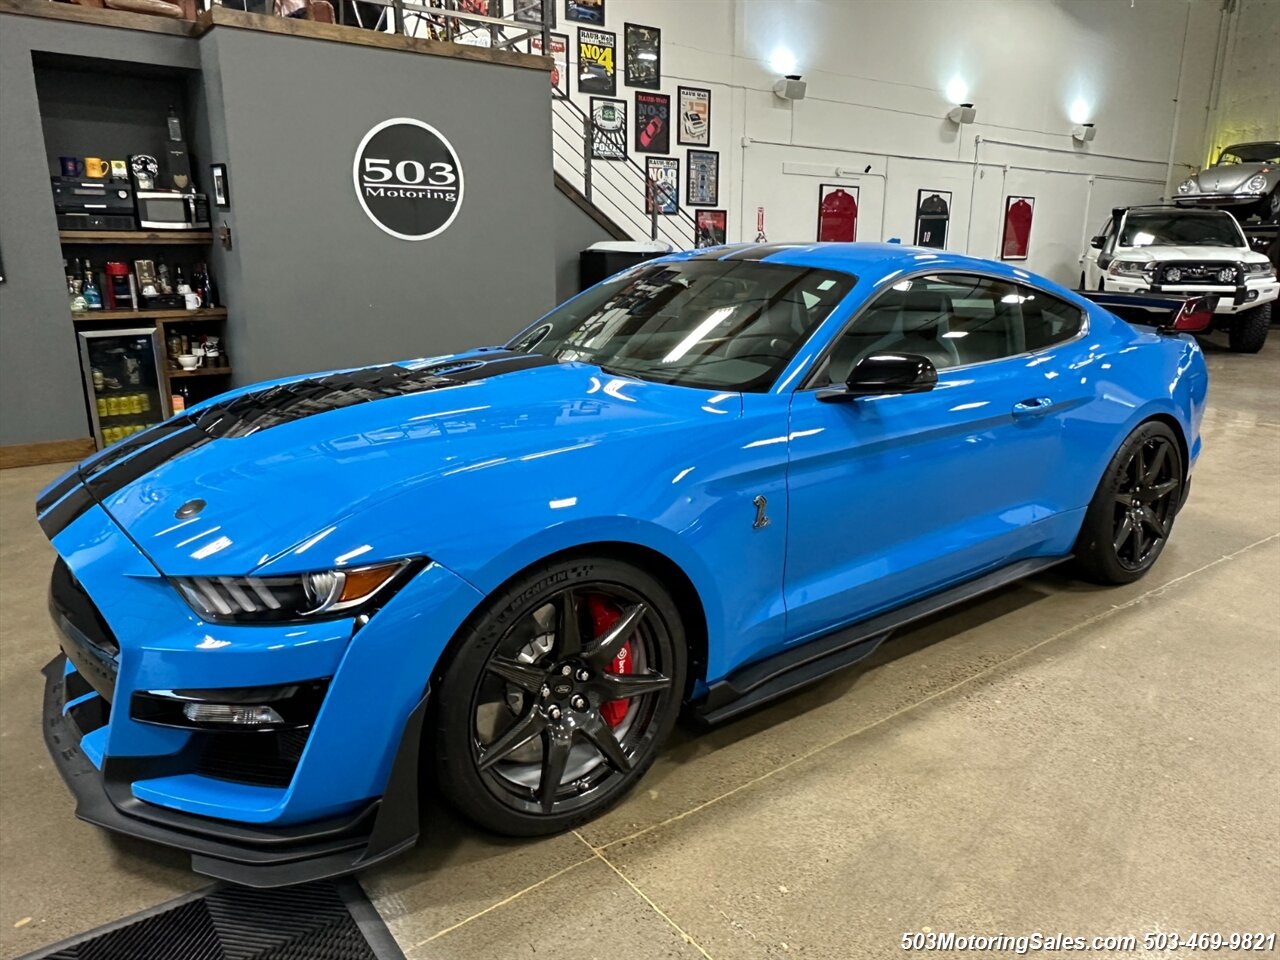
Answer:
top-left (72, 308), bottom-right (227, 323)
top-left (169, 367), bottom-right (232, 378)
top-left (59, 230), bottom-right (215, 245)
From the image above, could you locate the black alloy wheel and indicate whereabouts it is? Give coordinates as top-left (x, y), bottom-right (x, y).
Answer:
top-left (1074, 420), bottom-right (1184, 585)
top-left (434, 558), bottom-right (685, 835)
top-left (1110, 434), bottom-right (1181, 571)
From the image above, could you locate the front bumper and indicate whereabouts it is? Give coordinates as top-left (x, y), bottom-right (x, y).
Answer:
top-left (42, 653), bottom-right (425, 888)
top-left (1173, 193), bottom-right (1267, 209)
top-left (1103, 278), bottom-right (1278, 314)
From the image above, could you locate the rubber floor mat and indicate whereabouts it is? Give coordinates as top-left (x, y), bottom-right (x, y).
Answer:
top-left (20, 878), bottom-right (404, 960)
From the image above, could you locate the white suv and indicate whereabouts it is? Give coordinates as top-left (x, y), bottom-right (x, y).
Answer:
top-left (1081, 206), bottom-right (1277, 352)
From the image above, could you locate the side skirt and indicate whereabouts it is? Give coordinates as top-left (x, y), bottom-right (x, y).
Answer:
top-left (693, 556), bottom-right (1066, 725)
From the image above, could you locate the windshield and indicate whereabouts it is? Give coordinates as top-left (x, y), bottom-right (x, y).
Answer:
top-left (509, 260), bottom-right (856, 391)
top-left (1119, 212), bottom-right (1244, 248)
top-left (1218, 143), bottom-right (1280, 164)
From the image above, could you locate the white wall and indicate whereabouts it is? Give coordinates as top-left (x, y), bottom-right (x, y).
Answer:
top-left (1206, 0), bottom-right (1280, 163)
top-left (552, 0), bottom-right (1226, 285)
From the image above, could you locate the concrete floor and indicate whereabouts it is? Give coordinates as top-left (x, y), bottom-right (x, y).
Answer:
top-left (2, 332), bottom-right (1277, 960)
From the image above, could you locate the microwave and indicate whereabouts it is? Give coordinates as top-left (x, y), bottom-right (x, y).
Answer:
top-left (136, 190), bottom-right (211, 230)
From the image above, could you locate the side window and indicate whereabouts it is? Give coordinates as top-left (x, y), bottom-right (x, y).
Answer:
top-left (823, 273), bottom-right (1025, 384)
top-left (1021, 286), bottom-right (1084, 351)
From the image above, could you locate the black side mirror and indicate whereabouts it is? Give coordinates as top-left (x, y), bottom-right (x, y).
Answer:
top-left (818, 353), bottom-right (939, 402)
top-left (1090, 235), bottom-right (1107, 249)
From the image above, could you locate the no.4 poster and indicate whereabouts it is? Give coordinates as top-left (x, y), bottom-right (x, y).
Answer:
top-left (817, 184), bottom-right (858, 242)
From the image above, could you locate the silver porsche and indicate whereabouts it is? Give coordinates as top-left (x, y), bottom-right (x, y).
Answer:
top-left (1176, 141), bottom-right (1279, 223)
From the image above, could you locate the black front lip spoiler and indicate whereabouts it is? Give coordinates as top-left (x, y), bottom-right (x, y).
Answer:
top-left (41, 655), bottom-right (425, 888)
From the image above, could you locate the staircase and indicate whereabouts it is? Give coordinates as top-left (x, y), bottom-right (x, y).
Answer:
top-left (551, 96), bottom-right (698, 250)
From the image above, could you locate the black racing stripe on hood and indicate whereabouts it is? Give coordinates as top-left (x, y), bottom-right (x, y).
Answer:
top-left (84, 425), bottom-right (212, 505)
top-left (37, 484), bottom-right (95, 540)
top-left (195, 351), bottom-right (558, 441)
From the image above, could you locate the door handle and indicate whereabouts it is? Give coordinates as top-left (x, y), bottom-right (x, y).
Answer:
top-left (1012, 397), bottom-right (1054, 418)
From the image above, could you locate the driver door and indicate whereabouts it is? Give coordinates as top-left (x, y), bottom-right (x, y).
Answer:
top-left (781, 273), bottom-right (1067, 645)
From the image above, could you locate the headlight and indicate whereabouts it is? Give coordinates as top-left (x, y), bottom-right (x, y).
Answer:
top-left (1244, 262), bottom-right (1277, 279)
top-left (1108, 260), bottom-right (1152, 278)
top-left (1246, 174), bottom-right (1268, 193)
top-left (1177, 179), bottom-right (1198, 195)
top-left (173, 560), bottom-right (412, 623)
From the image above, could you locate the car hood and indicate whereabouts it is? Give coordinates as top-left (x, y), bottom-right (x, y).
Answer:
top-left (1114, 245), bottom-right (1260, 263)
top-left (1195, 163), bottom-right (1267, 192)
top-left (87, 352), bottom-right (743, 577)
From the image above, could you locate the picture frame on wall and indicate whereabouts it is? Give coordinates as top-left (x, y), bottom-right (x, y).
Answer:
top-left (677, 86), bottom-right (711, 147)
top-left (513, 0), bottom-right (552, 26)
top-left (914, 189), bottom-right (951, 249)
top-left (686, 150), bottom-right (719, 206)
top-left (590, 97), bottom-right (628, 160)
top-left (624, 23), bottom-right (661, 89)
top-left (531, 32), bottom-right (569, 98)
top-left (565, 0), bottom-right (603, 25)
top-left (634, 91), bottom-right (670, 154)
top-left (817, 184), bottom-right (859, 241)
top-left (210, 163), bottom-right (230, 208)
top-left (695, 209), bottom-right (727, 248)
top-left (1001, 195), bottom-right (1035, 260)
top-left (577, 28), bottom-right (616, 96)
top-left (646, 157), bottom-right (679, 215)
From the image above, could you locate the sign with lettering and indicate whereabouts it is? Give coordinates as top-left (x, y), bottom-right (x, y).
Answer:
top-left (353, 118), bottom-right (464, 241)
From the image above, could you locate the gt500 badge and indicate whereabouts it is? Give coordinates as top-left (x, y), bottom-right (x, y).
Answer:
top-left (353, 118), bottom-right (464, 241)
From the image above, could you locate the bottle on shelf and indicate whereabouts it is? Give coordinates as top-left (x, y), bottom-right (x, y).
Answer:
top-left (82, 259), bottom-right (103, 310)
top-left (157, 262), bottom-right (172, 296)
top-left (175, 265), bottom-right (190, 295)
top-left (171, 382), bottom-right (191, 415)
top-left (195, 261), bottom-right (219, 309)
top-left (68, 277), bottom-right (87, 314)
top-left (167, 105), bottom-right (183, 142)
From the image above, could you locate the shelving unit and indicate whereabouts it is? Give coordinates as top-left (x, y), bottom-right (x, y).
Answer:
top-left (169, 367), bottom-right (232, 378)
top-left (59, 230), bottom-right (214, 245)
top-left (72, 307), bottom-right (227, 323)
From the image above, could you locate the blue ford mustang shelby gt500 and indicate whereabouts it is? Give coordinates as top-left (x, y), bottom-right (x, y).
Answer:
top-left (37, 243), bottom-right (1209, 886)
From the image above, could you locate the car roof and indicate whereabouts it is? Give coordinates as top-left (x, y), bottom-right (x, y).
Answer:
top-left (663, 241), bottom-right (1039, 278)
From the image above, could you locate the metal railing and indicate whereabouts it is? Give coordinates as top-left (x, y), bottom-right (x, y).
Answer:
top-left (551, 96), bottom-right (696, 250)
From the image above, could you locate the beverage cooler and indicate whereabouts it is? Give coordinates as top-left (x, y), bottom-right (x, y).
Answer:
top-left (77, 327), bottom-right (167, 449)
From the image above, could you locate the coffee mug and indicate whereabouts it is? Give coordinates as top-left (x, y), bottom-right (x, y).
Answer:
top-left (184, 291), bottom-right (202, 311)
top-left (59, 156), bottom-right (83, 177)
top-left (85, 157), bottom-right (109, 178)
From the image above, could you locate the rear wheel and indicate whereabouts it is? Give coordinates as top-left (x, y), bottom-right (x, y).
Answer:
top-left (1074, 421), bottom-right (1184, 585)
top-left (433, 557), bottom-right (685, 836)
top-left (1228, 302), bottom-right (1270, 353)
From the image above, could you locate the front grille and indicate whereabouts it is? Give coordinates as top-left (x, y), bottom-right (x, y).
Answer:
top-left (196, 727), bottom-right (311, 788)
top-left (1157, 261), bottom-right (1240, 285)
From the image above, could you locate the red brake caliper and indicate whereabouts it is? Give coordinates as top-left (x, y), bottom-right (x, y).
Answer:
top-left (585, 594), bottom-right (632, 727)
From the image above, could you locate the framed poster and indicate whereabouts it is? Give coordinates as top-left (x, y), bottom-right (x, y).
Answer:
top-left (695, 209), bottom-right (727, 248)
top-left (686, 150), bottom-right (719, 206)
top-left (646, 157), bottom-right (679, 215)
top-left (513, 0), bottom-right (552, 26)
top-left (817, 184), bottom-right (858, 242)
top-left (624, 23), bottom-right (660, 89)
top-left (531, 32), bottom-right (569, 98)
top-left (634, 91), bottom-right (670, 154)
top-left (677, 86), bottom-right (711, 146)
top-left (577, 28), bottom-right (616, 95)
top-left (1001, 195), bottom-right (1034, 259)
top-left (914, 189), bottom-right (951, 248)
top-left (645, 156), bottom-right (675, 215)
top-left (210, 163), bottom-right (230, 207)
top-left (590, 97), bottom-right (627, 160)
top-left (565, 0), bottom-right (603, 25)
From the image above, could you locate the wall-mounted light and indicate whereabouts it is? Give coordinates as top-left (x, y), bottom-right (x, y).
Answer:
top-left (1072, 122), bottom-right (1096, 143)
top-left (1069, 97), bottom-right (1091, 125)
top-left (947, 103), bottom-right (977, 125)
top-left (769, 47), bottom-right (797, 76)
top-left (773, 74), bottom-right (807, 101)
top-left (945, 77), bottom-right (969, 105)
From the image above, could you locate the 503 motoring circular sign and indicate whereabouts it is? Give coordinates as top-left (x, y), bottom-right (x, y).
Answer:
top-left (353, 118), bottom-right (464, 241)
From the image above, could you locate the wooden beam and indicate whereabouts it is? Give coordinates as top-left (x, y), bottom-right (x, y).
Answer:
top-left (197, 7), bottom-right (551, 71)
top-left (0, 0), bottom-right (199, 36)
top-left (554, 172), bottom-right (630, 242)
top-left (0, 438), bottom-right (96, 470)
